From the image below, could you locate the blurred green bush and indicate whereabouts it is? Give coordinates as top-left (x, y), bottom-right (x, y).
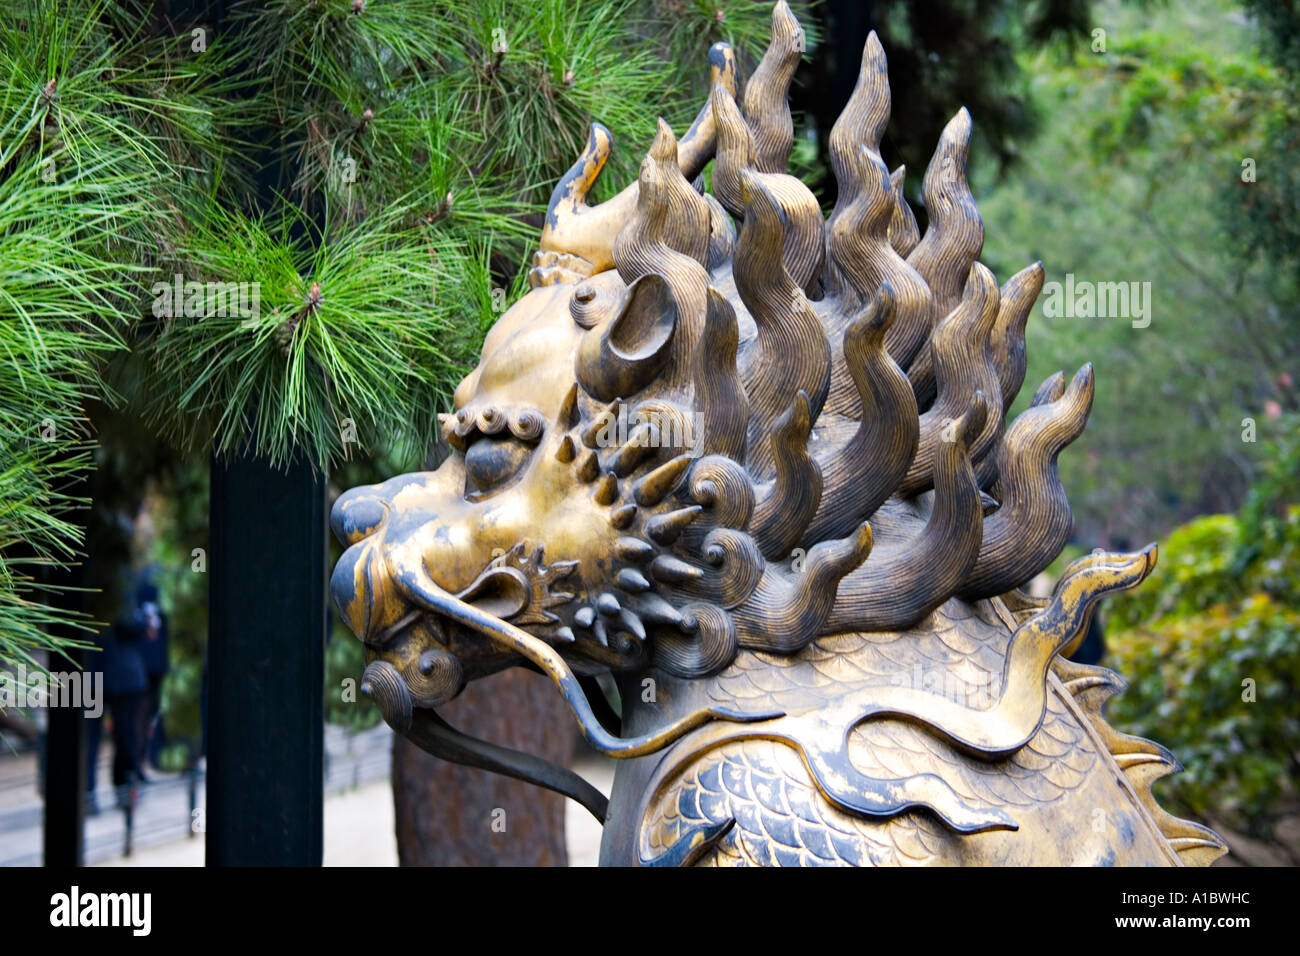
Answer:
top-left (1105, 417), bottom-right (1299, 840)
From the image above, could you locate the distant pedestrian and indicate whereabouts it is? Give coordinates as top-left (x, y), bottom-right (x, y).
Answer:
top-left (100, 614), bottom-right (148, 801)
top-left (131, 576), bottom-right (169, 774)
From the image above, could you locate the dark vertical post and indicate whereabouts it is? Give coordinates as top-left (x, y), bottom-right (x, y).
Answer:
top-left (43, 646), bottom-right (86, 866)
top-left (42, 440), bottom-right (93, 867)
top-left (207, 451), bottom-right (326, 865)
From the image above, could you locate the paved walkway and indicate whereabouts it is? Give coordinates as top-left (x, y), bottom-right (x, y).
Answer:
top-left (99, 759), bottom-right (614, 866)
top-left (0, 726), bottom-right (614, 866)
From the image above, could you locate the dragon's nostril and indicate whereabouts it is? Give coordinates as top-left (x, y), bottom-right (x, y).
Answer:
top-left (361, 660), bottom-right (412, 733)
top-left (409, 648), bottom-right (462, 707)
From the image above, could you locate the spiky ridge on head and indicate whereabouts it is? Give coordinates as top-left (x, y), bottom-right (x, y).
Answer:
top-left (539, 1), bottom-right (1091, 678)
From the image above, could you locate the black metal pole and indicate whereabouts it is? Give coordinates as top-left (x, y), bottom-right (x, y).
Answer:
top-left (41, 435), bottom-right (94, 867)
top-left (206, 451), bottom-right (326, 865)
top-left (42, 646), bottom-right (86, 866)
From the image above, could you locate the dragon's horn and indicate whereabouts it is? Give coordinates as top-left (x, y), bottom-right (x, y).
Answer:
top-left (532, 43), bottom-right (736, 283)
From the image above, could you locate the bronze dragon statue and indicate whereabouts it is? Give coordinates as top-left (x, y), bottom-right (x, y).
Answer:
top-left (330, 2), bottom-right (1227, 866)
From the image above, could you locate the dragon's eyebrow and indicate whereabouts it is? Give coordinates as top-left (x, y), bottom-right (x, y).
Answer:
top-left (439, 404), bottom-right (546, 451)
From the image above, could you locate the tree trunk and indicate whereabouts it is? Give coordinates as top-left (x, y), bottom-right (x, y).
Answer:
top-left (391, 668), bottom-right (574, 866)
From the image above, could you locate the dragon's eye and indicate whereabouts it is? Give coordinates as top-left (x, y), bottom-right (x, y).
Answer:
top-left (464, 435), bottom-right (533, 497)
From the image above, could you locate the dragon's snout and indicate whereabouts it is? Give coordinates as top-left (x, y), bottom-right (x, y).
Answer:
top-left (330, 475), bottom-right (561, 731)
top-left (330, 477), bottom-right (473, 723)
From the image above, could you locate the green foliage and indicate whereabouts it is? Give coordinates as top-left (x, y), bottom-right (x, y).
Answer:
top-left (1109, 588), bottom-right (1299, 839)
top-left (1233, 0), bottom-right (1300, 275)
top-left (1106, 514), bottom-right (1244, 629)
top-left (649, 0), bottom-right (814, 89)
top-left (127, 0), bottom-right (802, 466)
top-left (0, 0), bottom-right (267, 670)
top-left (0, 2), bottom-right (167, 668)
top-left (1105, 425), bottom-right (1300, 839)
top-left (979, 0), bottom-right (1298, 546)
top-left (231, 0), bottom-right (723, 217)
top-left (1234, 414), bottom-right (1300, 570)
top-left (326, 630), bottom-right (380, 731)
top-left (856, 0), bottom-right (1090, 181)
top-left (143, 200), bottom-right (485, 465)
top-left (147, 461), bottom-right (209, 766)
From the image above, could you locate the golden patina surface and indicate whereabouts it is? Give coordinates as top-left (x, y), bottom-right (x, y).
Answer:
top-left (330, 2), bottom-right (1226, 866)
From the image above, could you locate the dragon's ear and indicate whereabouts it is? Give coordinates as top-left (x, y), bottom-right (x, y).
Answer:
top-left (576, 273), bottom-right (678, 401)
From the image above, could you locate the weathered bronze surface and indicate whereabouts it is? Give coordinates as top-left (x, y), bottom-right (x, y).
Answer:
top-left (330, 2), bottom-right (1226, 866)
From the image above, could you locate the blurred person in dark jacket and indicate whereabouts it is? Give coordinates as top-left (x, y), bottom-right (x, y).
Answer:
top-left (99, 613), bottom-right (148, 801)
top-left (130, 574), bottom-right (169, 775)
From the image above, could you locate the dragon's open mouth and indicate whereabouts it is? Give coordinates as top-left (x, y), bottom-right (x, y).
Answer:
top-left (360, 560), bottom-right (781, 760)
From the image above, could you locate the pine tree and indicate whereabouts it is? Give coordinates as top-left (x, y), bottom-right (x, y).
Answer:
top-left (0, 2), bottom-right (181, 665)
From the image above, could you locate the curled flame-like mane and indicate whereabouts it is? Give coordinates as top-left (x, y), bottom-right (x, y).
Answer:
top-left (527, 1), bottom-right (1089, 682)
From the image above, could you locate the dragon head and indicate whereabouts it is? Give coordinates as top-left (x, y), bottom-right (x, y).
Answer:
top-left (330, 1), bottom-right (1091, 747)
